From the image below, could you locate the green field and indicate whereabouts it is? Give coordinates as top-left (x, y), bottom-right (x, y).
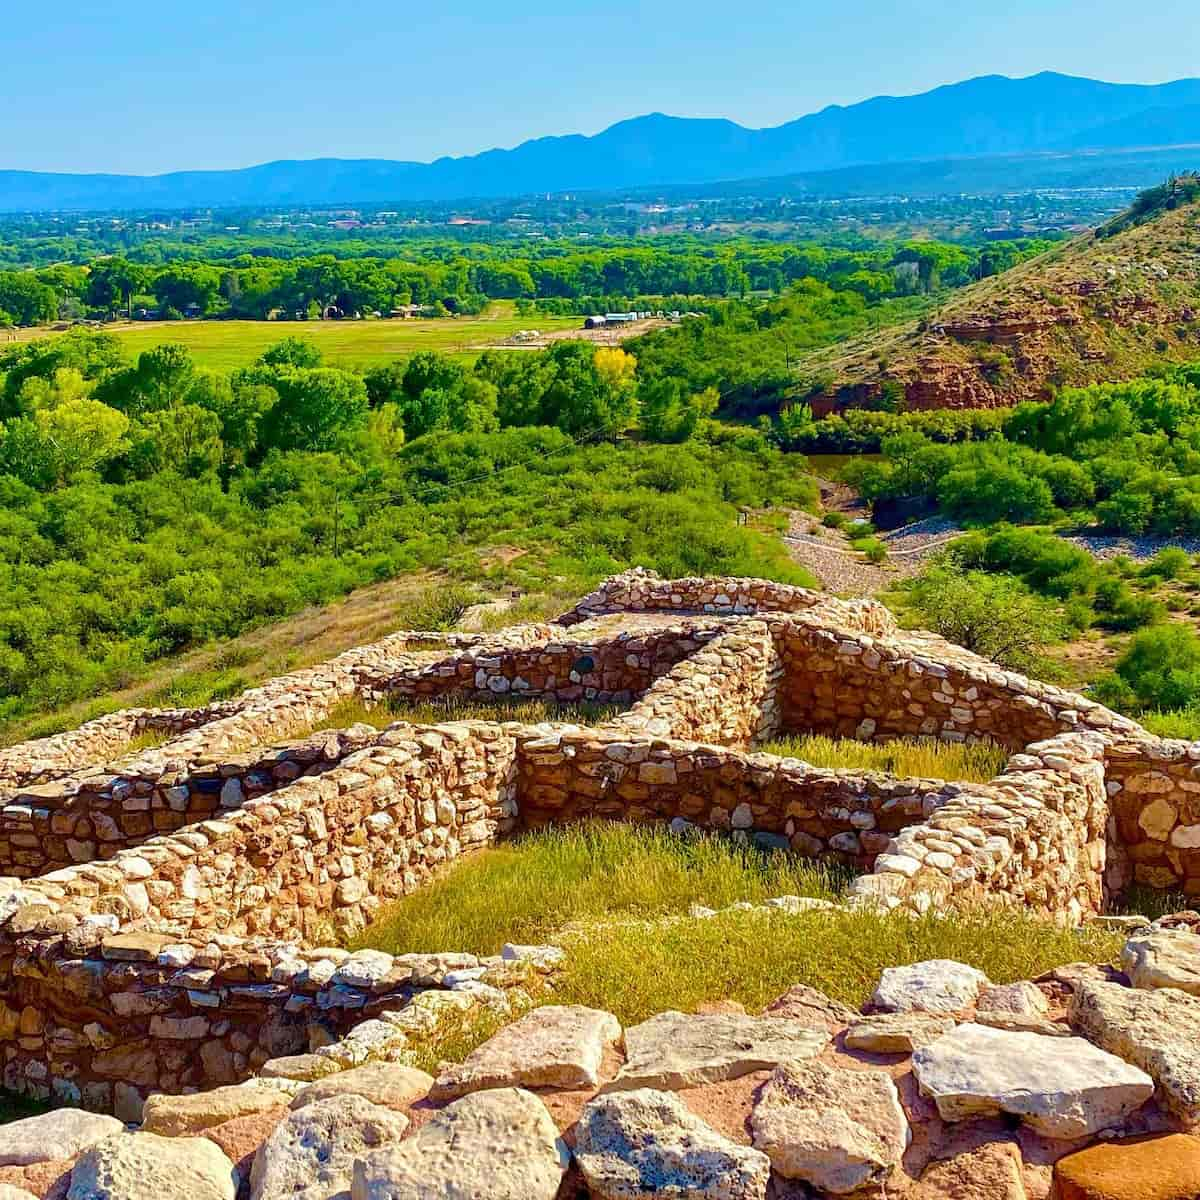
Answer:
top-left (17, 304), bottom-right (581, 371)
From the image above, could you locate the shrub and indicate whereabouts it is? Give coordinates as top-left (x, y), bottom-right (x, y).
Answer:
top-left (905, 563), bottom-right (1065, 672)
top-left (1143, 547), bottom-right (1193, 581)
top-left (1101, 624), bottom-right (1200, 712)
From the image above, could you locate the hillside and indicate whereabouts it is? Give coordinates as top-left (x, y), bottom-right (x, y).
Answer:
top-left (3, 72), bottom-right (1200, 211)
top-left (798, 178), bottom-right (1200, 414)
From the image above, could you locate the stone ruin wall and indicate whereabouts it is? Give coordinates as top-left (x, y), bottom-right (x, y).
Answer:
top-left (557, 567), bottom-right (896, 637)
top-left (0, 722), bottom-right (517, 1115)
top-left (0, 569), bottom-right (1196, 1114)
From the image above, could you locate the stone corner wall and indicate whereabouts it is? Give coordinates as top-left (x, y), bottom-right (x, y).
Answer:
top-left (850, 731), bottom-right (1110, 922)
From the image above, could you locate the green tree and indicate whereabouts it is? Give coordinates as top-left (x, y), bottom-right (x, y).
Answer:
top-left (906, 563), bottom-right (1064, 673)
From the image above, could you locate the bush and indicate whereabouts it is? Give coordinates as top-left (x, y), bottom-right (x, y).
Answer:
top-left (905, 563), bottom-right (1065, 672)
top-left (1100, 624), bottom-right (1200, 712)
top-left (853, 537), bottom-right (888, 563)
top-left (1143, 547), bottom-right (1193, 581)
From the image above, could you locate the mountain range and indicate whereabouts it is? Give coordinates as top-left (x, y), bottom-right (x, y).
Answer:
top-left (3, 72), bottom-right (1200, 213)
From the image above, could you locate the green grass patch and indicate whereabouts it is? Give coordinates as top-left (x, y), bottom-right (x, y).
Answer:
top-left (118, 728), bottom-right (175, 757)
top-left (1137, 709), bottom-right (1200, 740)
top-left (356, 822), bottom-right (845, 957)
top-left (761, 733), bottom-right (1007, 783)
top-left (1113, 882), bottom-right (1192, 921)
top-left (309, 694), bottom-right (625, 735)
top-left (30, 307), bottom-right (582, 372)
top-left (549, 905), bottom-right (1124, 1022)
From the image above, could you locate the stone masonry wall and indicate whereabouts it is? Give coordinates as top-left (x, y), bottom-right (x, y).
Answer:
top-left (0, 702), bottom-right (245, 794)
top-left (605, 623), bottom-right (783, 747)
top-left (558, 567), bottom-right (896, 637)
top-left (776, 618), bottom-right (1141, 750)
top-left (1104, 736), bottom-right (1200, 896)
top-left (852, 732), bottom-right (1110, 923)
top-left (0, 726), bottom-right (381, 879)
top-left (369, 621), bottom-right (721, 708)
top-left (0, 722), bottom-right (516, 1111)
top-left (517, 725), bottom-right (953, 869)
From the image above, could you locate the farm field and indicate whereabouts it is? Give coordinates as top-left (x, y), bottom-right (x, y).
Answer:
top-left (8, 303), bottom-right (582, 370)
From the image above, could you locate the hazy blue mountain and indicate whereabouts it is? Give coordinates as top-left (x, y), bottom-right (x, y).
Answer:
top-left (4, 72), bottom-right (1200, 212)
top-left (1058, 104), bottom-right (1200, 150)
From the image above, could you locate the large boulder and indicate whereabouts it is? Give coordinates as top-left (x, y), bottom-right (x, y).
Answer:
top-left (576, 1088), bottom-right (771, 1200)
top-left (0, 1109), bottom-right (123, 1166)
top-left (871, 960), bottom-right (989, 1014)
top-left (250, 1095), bottom-right (407, 1200)
top-left (912, 1023), bottom-right (1153, 1138)
top-left (352, 1087), bottom-right (568, 1200)
top-left (67, 1132), bottom-right (239, 1200)
top-left (750, 1060), bottom-right (908, 1194)
top-left (1052, 1133), bottom-right (1200, 1200)
top-left (291, 1064), bottom-right (434, 1112)
top-left (1122, 931), bottom-right (1200, 995)
top-left (604, 1010), bottom-right (827, 1092)
top-left (430, 1005), bottom-right (620, 1100)
top-left (141, 1085), bottom-right (286, 1136)
top-left (1071, 979), bottom-right (1200, 1127)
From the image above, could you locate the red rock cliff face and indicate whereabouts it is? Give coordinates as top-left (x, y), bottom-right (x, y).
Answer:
top-left (804, 201), bottom-right (1200, 416)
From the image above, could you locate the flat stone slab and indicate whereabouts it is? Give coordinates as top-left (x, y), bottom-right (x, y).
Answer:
top-left (430, 1005), bottom-right (620, 1099)
top-left (67, 1133), bottom-right (238, 1200)
top-left (1123, 931), bottom-right (1200, 994)
top-left (351, 1087), bottom-right (568, 1200)
top-left (577, 1088), bottom-right (771, 1200)
top-left (0, 1109), bottom-right (123, 1166)
top-left (258, 1054), bottom-right (342, 1083)
top-left (750, 1060), bottom-right (909, 1194)
top-left (141, 1085), bottom-right (286, 1136)
top-left (845, 1013), bottom-right (956, 1053)
top-left (1071, 979), bottom-right (1200, 1127)
top-left (251, 1095), bottom-right (407, 1200)
top-left (975, 1011), bottom-right (1073, 1037)
top-left (912, 1022), bottom-right (1153, 1138)
top-left (291, 1064), bottom-right (434, 1112)
top-left (871, 960), bottom-right (990, 1014)
top-left (1052, 1133), bottom-right (1200, 1200)
top-left (604, 1010), bottom-right (827, 1092)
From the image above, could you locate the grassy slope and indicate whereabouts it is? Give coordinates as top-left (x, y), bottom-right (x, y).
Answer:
top-left (798, 194), bottom-right (1200, 409)
top-left (8, 303), bottom-right (580, 371)
top-left (0, 572), bottom-right (445, 746)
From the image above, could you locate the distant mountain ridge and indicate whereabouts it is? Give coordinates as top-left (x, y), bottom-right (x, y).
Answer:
top-left (3, 72), bottom-right (1200, 213)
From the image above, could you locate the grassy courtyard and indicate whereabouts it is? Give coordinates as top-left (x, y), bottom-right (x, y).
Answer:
top-left (356, 822), bottom-right (1123, 1024)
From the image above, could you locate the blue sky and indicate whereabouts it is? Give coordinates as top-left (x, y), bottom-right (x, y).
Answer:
top-left (5, 0), bottom-right (1200, 174)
